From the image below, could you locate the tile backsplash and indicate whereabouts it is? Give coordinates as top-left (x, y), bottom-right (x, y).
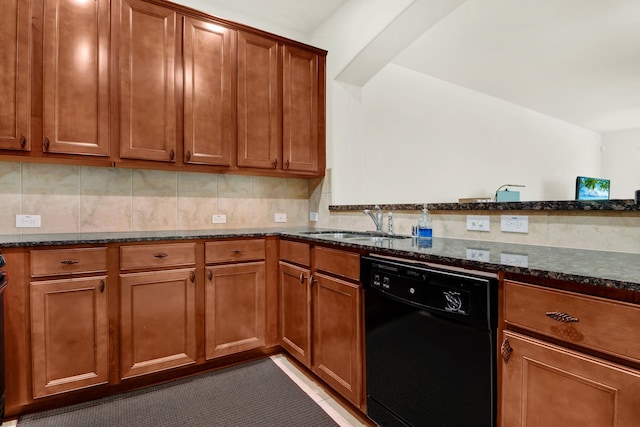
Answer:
top-left (0, 162), bottom-right (310, 234)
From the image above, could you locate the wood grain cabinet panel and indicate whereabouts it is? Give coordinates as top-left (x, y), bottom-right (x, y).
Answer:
top-left (117, 0), bottom-right (177, 162)
top-left (30, 276), bottom-right (109, 397)
top-left (0, 0), bottom-right (30, 151)
top-left (501, 331), bottom-right (640, 427)
top-left (183, 16), bottom-right (235, 166)
top-left (205, 262), bottom-right (266, 359)
top-left (205, 239), bottom-right (265, 264)
top-left (279, 260), bottom-right (312, 366)
top-left (282, 44), bottom-right (320, 173)
top-left (119, 268), bottom-right (197, 379)
top-left (312, 272), bottom-right (362, 406)
top-left (237, 31), bottom-right (280, 170)
top-left (30, 247), bottom-right (107, 277)
top-left (42, 0), bottom-right (110, 156)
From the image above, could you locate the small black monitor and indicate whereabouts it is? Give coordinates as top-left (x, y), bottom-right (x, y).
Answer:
top-left (575, 176), bottom-right (610, 200)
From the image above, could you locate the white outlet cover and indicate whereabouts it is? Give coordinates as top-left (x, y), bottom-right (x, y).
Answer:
top-left (274, 213), bottom-right (287, 223)
top-left (466, 215), bottom-right (490, 232)
top-left (212, 214), bottom-right (227, 224)
top-left (309, 212), bottom-right (319, 222)
top-left (500, 215), bottom-right (529, 233)
top-left (500, 253), bottom-right (529, 267)
top-left (16, 214), bottom-right (41, 228)
top-left (466, 248), bottom-right (490, 262)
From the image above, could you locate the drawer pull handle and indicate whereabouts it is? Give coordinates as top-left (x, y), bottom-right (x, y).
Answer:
top-left (546, 311), bottom-right (579, 323)
top-left (99, 280), bottom-right (105, 293)
top-left (20, 134), bottom-right (27, 148)
top-left (60, 259), bottom-right (79, 265)
top-left (284, 159), bottom-right (290, 169)
top-left (43, 137), bottom-right (50, 151)
top-left (501, 337), bottom-right (513, 363)
top-left (309, 274), bottom-right (316, 287)
top-left (153, 253), bottom-right (169, 258)
top-left (208, 270), bottom-right (213, 281)
top-left (190, 271), bottom-right (195, 283)
top-left (272, 158), bottom-right (278, 168)
top-left (299, 272), bottom-right (307, 284)
top-left (170, 149), bottom-right (175, 161)
top-left (231, 249), bottom-right (244, 254)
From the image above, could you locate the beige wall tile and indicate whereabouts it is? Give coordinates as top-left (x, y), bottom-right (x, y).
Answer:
top-left (253, 176), bottom-right (285, 198)
top-left (217, 197), bottom-right (253, 228)
top-left (285, 178), bottom-right (309, 198)
top-left (178, 171), bottom-right (217, 197)
top-left (21, 163), bottom-right (80, 234)
top-left (219, 175), bottom-right (251, 197)
top-left (132, 170), bottom-right (177, 231)
top-left (0, 162), bottom-right (22, 234)
top-left (547, 214), bottom-right (640, 253)
top-left (80, 167), bottom-right (132, 232)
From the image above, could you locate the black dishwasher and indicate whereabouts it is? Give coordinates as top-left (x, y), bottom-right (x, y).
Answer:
top-left (362, 255), bottom-right (498, 427)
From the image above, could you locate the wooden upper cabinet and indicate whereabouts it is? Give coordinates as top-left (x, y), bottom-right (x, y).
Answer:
top-left (117, 0), bottom-right (177, 162)
top-left (183, 16), bottom-right (235, 167)
top-left (237, 31), bottom-right (280, 170)
top-left (0, 0), bottom-right (30, 151)
top-left (42, 0), bottom-right (110, 156)
top-left (282, 44), bottom-right (321, 173)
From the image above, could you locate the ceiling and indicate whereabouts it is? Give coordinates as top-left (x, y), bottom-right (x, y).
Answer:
top-left (196, 0), bottom-right (640, 134)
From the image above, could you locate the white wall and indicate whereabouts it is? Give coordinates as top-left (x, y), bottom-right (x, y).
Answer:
top-left (602, 128), bottom-right (640, 199)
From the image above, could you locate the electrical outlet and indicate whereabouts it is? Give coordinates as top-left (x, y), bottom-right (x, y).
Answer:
top-left (274, 213), bottom-right (287, 223)
top-left (16, 214), bottom-right (41, 228)
top-left (212, 214), bottom-right (226, 224)
top-left (500, 215), bottom-right (529, 233)
top-left (500, 253), bottom-right (529, 267)
top-left (466, 248), bottom-right (490, 262)
top-left (309, 212), bottom-right (319, 222)
top-left (466, 215), bottom-right (490, 232)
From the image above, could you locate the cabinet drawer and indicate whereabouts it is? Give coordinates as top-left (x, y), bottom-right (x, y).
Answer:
top-left (120, 243), bottom-right (196, 270)
top-left (31, 247), bottom-right (108, 277)
top-left (313, 246), bottom-right (360, 281)
top-left (205, 239), bottom-right (265, 264)
top-left (280, 240), bottom-right (310, 266)
top-left (505, 280), bottom-right (640, 363)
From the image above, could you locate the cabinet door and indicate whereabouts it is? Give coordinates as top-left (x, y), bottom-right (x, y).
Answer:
top-left (312, 272), bottom-right (362, 406)
top-left (282, 44), bottom-right (320, 173)
top-left (502, 331), bottom-right (640, 427)
top-left (30, 276), bottom-right (109, 397)
top-left (120, 268), bottom-right (197, 379)
top-left (183, 16), bottom-right (235, 166)
top-left (42, 0), bottom-right (110, 156)
top-left (0, 0), bottom-right (30, 151)
top-left (279, 261), bottom-right (311, 366)
top-left (237, 31), bottom-right (280, 170)
top-left (118, 0), bottom-right (177, 162)
top-left (205, 262), bottom-right (266, 359)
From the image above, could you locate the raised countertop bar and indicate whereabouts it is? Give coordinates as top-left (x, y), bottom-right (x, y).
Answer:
top-left (1, 228), bottom-right (639, 294)
top-left (329, 199), bottom-right (640, 212)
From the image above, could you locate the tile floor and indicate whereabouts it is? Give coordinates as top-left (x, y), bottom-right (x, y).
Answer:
top-left (1, 354), bottom-right (367, 427)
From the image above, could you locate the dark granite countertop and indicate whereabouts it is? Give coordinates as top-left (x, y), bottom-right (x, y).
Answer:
top-left (329, 199), bottom-right (640, 212)
top-left (1, 228), bottom-right (639, 294)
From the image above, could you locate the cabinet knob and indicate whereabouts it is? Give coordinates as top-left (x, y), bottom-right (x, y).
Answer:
top-left (190, 271), bottom-right (195, 283)
top-left (208, 269), bottom-right (213, 281)
top-left (43, 137), bottom-right (50, 151)
top-left (20, 134), bottom-right (26, 148)
top-left (186, 150), bottom-right (191, 161)
top-left (299, 272), bottom-right (307, 284)
top-left (284, 160), bottom-right (290, 169)
top-left (546, 311), bottom-right (579, 323)
top-left (170, 149), bottom-right (175, 161)
top-left (272, 158), bottom-right (278, 168)
top-left (153, 252), bottom-right (169, 258)
top-left (309, 274), bottom-right (316, 287)
top-left (501, 337), bottom-right (513, 363)
top-left (99, 280), bottom-right (105, 293)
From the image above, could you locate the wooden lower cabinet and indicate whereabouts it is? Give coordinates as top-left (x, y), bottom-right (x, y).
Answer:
top-left (501, 331), bottom-right (640, 427)
top-left (312, 272), bottom-right (361, 406)
top-left (205, 262), bottom-right (266, 359)
top-left (119, 268), bottom-right (197, 379)
top-left (279, 261), bottom-right (312, 366)
top-left (30, 276), bottom-right (109, 397)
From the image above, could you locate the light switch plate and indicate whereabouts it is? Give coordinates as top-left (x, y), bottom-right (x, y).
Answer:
top-left (466, 248), bottom-right (490, 262)
top-left (500, 253), bottom-right (529, 267)
top-left (274, 213), bottom-right (287, 223)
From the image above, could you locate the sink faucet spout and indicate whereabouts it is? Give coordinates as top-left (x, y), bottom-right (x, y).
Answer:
top-left (363, 205), bottom-right (383, 232)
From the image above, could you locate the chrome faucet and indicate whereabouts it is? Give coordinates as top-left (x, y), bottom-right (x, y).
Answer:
top-left (363, 205), bottom-right (383, 232)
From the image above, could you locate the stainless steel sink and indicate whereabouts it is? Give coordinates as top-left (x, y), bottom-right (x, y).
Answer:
top-left (299, 230), bottom-right (411, 240)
